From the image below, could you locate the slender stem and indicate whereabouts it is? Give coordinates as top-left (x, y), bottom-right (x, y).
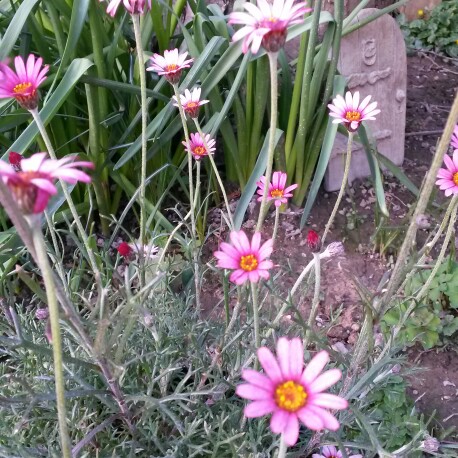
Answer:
top-left (194, 159), bottom-right (201, 212)
top-left (172, 84), bottom-right (201, 313)
top-left (272, 205), bottom-right (280, 244)
top-left (250, 282), bottom-right (261, 358)
top-left (304, 253), bottom-right (321, 347)
top-left (256, 52), bottom-right (278, 232)
top-left (194, 119), bottom-right (234, 230)
top-left (31, 222), bottom-right (71, 458)
top-left (30, 109), bottom-right (102, 288)
top-left (132, 15), bottom-right (148, 260)
top-left (322, 132), bottom-right (353, 244)
top-left (277, 436), bottom-right (288, 458)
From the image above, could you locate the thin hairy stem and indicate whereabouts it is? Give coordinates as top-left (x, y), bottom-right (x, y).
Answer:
top-left (322, 132), bottom-right (353, 243)
top-left (272, 205), bottom-right (280, 244)
top-left (277, 436), bottom-right (288, 458)
top-left (132, 14), bottom-right (149, 287)
top-left (31, 222), bottom-right (71, 458)
top-left (256, 52), bottom-right (278, 232)
top-left (304, 253), bottom-right (321, 347)
top-left (172, 84), bottom-right (201, 313)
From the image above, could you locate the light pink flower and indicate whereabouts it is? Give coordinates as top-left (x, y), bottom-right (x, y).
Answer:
top-left (182, 133), bottom-right (216, 161)
top-left (173, 88), bottom-right (209, 119)
top-left (436, 150), bottom-right (458, 197)
top-left (0, 153), bottom-right (93, 214)
top-left (101, 0), bottom-right (151, 16)
top-left (214, 230), bottom-right (273, 284)
top-left (328, 91), bottom-right (380, 132)
top-left (237, 338), bottom-right (348, 446)
top-left (229, 0), bottom-right (312, 54)
top-left (146, 49), bottom-right (193, 84)
top-left (451, 124), bottom-right (458, 150)
top-left (312, 445), bottom-right (362, 458)
top-left (0, 55), bottom-right (49, 110)
top-left (256, 171), bottom-right (298, 207)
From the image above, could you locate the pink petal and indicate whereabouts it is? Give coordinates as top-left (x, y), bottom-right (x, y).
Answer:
top-left (301, 351), bottom-right (329, 385)
top-left (236, 383), bottom-right (273, 400)
top-left (307, 405), bottom-right (340, 430)
top-left (257, 347), bottom-right (283, 384)
top-left (311, 393), bottom-right (348, 410)
top-left (309, 368), bottom-right (342, 393)
top-left (242, 369), bottom-right (275, 391)
top-left (244, 400), bottom-right (276, 417)
top-left (282, 413), bottom-right (300, 446)
top-left (297, 405), bottom-right (324, 430)
top-left (277, 337), bottom-right (291, 379)
top-left (270, 409), bottom-right (289, 434)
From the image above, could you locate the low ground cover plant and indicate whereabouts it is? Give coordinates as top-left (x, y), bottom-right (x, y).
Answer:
top-left (0, 0), bottom-right (457, 457)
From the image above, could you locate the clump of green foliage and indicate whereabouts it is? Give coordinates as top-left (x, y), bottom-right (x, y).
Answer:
top-left (382, 257), bottom-right (458, 349)
top-left (398, 0), bottom-right (458, 57)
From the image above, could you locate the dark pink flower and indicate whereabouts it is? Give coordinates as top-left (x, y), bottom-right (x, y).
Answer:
top-left (117, 241), bottom-right (132, 257)
top-left (229, 0), bottom-right (312, 54)
top-left (146, 49), bottom-right (193, 84)
top-left (0, 153), bottom-right (93, 214)
top-left (0, 55), bottom-right (49, 110)
top-left (173, 88), bottom-right (209, 119)
top-left (256, 171), bottom-right (298, 207)
top-left (328, 91), bottom-right (380, 132)
top-left (182, 133), bottom-right (216, 161)
top-left (436, 150), bottom-right (458, 197)
top-left (237, 338), bottom-right (348, 446)
top-left (214, 230), bottom-right (273, 284)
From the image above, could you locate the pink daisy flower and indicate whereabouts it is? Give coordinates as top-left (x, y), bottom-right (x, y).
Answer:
top-left (214, 230), bottom-right (273, 284)
top-left (236, 338), bottom-right (348, 446)
top-left (146, 49), bottom-right (193, 84)
top-left (328, 91), bottom-right (380, 132)
top-left (451, 125), bottom-right (458, 150)
top-left (0, 153), bottom-right (93, 214)
top-left (173, 88), bottom-right (209, 119)
top-left (436, 150), bottom-right (458, 197)
top-left (182, 133), bottom-right (216, 161)
top-left (0, 54), bottom-right (49, 110)
top-left (100, 0), bottom-right (151, 17)
top-left (229, 0), bottom-right (312, 54)
top-left (256, 171), bottom-right (298, 207)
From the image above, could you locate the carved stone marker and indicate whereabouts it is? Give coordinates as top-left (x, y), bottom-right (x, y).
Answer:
top-left (325, 8), bottom-right (407, 192)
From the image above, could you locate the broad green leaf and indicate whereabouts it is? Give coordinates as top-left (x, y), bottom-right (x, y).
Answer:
top-left (0, 0), bottom-right (40, 60)
top-left (300, 76), bottom-right (346, 228)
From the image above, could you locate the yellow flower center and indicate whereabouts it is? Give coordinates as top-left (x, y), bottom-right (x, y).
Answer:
top-left (270, 188), bottom-right (283, 198)
top-left (417, 9), bottom-right (424, 16)
top-left (193, 146), bottom-right (206, 157)
top-left (239, 254), bottom-right (258, 272)
top-left (345, 111), bottom-right (361, 122)
top-left (13, 82), bottom-right (33, 94)
top-left (186, 101), bottom-right (198, 109)
top-left (274, 380), bottom-right (307, 412)
top-left (268, 17), bottom-right (278, 23)
top-left (453, 172), bottom-right (458, 186)
top-left (165, 64), bottom-right (178, 72)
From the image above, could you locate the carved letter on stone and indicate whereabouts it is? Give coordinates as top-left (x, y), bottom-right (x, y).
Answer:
top-left (363, 39), bottom-right (376, 66)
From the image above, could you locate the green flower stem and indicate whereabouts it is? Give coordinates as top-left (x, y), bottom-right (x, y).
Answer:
top-left (304, 253), bottom-right (321, 347)
top-left (193, 159), bottom-right (201, 211)
top-left (31, 221), bottom-right (71, 458)
top-left (250, 281), bottom-right (261, 368)
top-left (30, 109), bottom-right (102, 288)
top-left (272, 205), bottom-right (280, 244)
top-left (322, 132), bottom-right (353, 244)
top-left (277, 436), bottom-right (288, 458)
top-left (256, 51), bottom-right (279, 232)
top-left (194, 119), bottom-right (234, 230)
top-left (132, 14), bottom-right (149, 290)
top-left (172, 84), bottom-right (201, 313)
